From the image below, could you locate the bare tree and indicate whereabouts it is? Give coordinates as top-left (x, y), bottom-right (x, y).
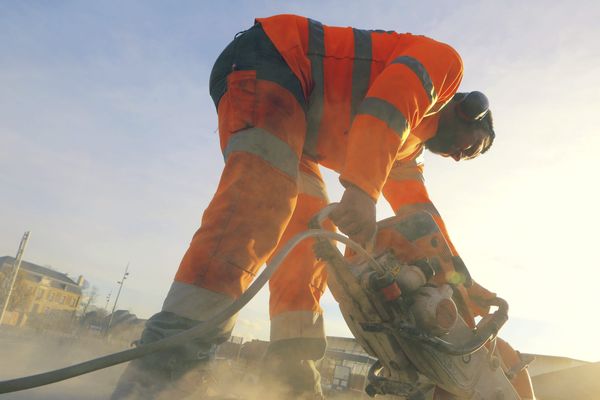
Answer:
top-left (79, 286), bottom-right (98, 317)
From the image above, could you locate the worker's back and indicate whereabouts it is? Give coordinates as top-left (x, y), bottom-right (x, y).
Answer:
top-left (256, 14), bottom-right (462, 178)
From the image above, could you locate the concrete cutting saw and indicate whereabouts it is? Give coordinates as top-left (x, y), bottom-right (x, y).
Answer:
top-left (311, 207), bottom-right (522, 400)
top-left (0, 206), bottom-right (527, 399)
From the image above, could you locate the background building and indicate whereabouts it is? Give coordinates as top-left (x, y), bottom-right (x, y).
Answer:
top-left (0, 255), bottom-right (84, 327)
top-left (319, 336), bottom-right (374, 395)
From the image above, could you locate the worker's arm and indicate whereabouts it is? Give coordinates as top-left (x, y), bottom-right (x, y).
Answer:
top-left (382, 154), bottom-right (460, 255)
top-left (340, 36), bottom-right (463, 201)
top-left (333, 37), bottom-right (462, 245)
top-left (382, 158), bottom-right (498, 316)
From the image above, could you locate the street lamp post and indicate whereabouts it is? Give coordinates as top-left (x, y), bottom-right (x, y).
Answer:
top-left (104, 290), bottom-right (112, 311)
top-left (105, 263), bottom-right (129, 336)
top-left (0, 232), bottom-right (31, 325)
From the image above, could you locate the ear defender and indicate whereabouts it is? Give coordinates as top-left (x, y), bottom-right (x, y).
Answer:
top-left (454, 91), bottom-right (490, 122)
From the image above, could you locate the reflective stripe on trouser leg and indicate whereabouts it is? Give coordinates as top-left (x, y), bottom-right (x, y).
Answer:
top-left (159, 281), bottom-right (237, 340)
top-left (112, 33), bottom-right (309, 399)
top-left (268, 158), bottom-right (333, 360)
top-left (165, 73), bottom-right (306, 338)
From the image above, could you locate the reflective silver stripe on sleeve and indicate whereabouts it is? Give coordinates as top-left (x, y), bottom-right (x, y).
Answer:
top-left (304, 19), bottom-right (325, 158)
top-left (298, 171), bottom-right (329, 200)
top-left (356, 97), bottom-right (408, 137)
top-left (351, 29), bottom-right (372, 117)
top-left (223, 127), bottom-right (299, 180)
top-left (391, 56), bottom-right (437, 104)
top-left (387, 160), bottom-right (425, 183)
top-left (395, 202), bottom-right (440, 218)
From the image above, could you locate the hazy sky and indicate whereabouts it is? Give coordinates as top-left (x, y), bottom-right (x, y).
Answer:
top-left (1, 1), bottom-right (599, 362)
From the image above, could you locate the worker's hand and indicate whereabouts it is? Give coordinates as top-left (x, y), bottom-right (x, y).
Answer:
top-left (330, 185), bottom-right (376, 247)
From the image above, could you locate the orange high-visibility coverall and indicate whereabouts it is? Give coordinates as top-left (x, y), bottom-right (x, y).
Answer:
top-left (160, 14), bottom-right (463, 353)
top-left (156, 14), bottom-right (533, 397)
top-left (163, 15), bottom-right (462, 346)
top-left (160, 13), bottom-right (463, 356)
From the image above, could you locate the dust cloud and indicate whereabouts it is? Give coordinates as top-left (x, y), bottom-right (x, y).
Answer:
top-left (0, 328), bottom-right (127, 399)
top-left (0, 328), bottom-right (363, 400)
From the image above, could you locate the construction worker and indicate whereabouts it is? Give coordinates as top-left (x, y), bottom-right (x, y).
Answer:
top-left (111, 14), bottom-right (531, 400)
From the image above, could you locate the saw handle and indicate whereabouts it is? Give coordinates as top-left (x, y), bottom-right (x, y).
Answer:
top-left (310, 202), bottom-right (377, 251)
top-left (310, 203), bottom-right (339, 229)
top-left (309, 203), bottom-right (347, 266)
top-left (309, 204), bottom-right (384, 274)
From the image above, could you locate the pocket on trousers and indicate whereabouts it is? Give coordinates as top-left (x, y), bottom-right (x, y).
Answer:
top-left (225, 70), bottom-right (257, 133)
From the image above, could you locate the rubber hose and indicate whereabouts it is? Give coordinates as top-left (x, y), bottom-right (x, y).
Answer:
top-left (0, 229), bottom-right (375, 394)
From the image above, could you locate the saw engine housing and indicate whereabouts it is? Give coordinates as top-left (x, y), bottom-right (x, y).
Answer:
top-left (312, 211), bottom-right (521, 399)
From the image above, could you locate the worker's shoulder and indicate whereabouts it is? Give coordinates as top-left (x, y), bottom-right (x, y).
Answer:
top-left (255, 14), bottom-right (307, 26)
top-left (256, 14), bottom-right (402, 36)
top-left (384, 33), bottom-right (463, 74)
top-left (399, 33), bottom-right (461, 56)
top-left (255, 16), bottom-right (461, 61)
